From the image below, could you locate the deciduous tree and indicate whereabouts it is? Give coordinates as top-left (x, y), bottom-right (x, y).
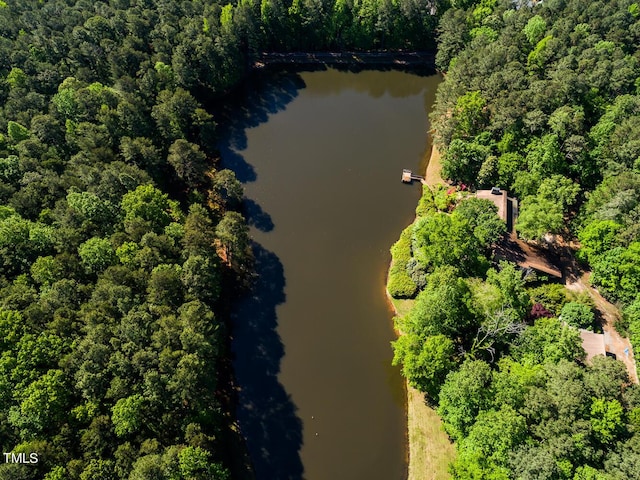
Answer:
top-left (392, 334), bottom-right (456, 398)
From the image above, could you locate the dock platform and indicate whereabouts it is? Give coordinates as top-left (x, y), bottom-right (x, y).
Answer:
top-left (402, 169), bottom-right (424, 183)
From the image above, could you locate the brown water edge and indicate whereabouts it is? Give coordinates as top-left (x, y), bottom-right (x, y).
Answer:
top-left (386, 140), bottom-right (456, 480)
top-left (219, 67), bottom-right (441, 480)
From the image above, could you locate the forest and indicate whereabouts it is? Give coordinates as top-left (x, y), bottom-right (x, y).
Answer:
top-left (389, 0), bottom-right (640, 478)
top-left (3, 0), bottom-right (640, 478)
top-left (0, 0), bottom-right (261, 478)
top-left (0, 0), bottom-right (447, 478)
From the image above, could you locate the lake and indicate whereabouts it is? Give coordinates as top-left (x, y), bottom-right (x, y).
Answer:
top-left (220, 67), bottom-right (440, 480)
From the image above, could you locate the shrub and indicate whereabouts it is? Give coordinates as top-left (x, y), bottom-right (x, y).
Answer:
top-left (388, 268), bottom-right (417, 299)
top-left (625, 299), bottom-right (640, 371)
top-left (388, 225), bottom-right (417, 298)
top-left (560, 302), bottom-right (595, 330)
top-left (415, 185), bottom-right (436, 217)
top-left (433, 184), bottom-right (457, 211)
top-left (406, 258), bottom-right (427, 290)
top-left (530, 303), bottom-right (553, 320)
top-left (527, 283), bottom-right (568, 315)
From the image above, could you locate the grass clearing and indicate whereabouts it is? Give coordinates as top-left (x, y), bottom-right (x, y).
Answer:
top-left (425, 144), bottom-right (444, 186)
top-left (407, 384), bottom-right (456, 480)
top-left (389, 297), bottom-right (416, 318)
top-left (389, 138), bottom-right (456, 480)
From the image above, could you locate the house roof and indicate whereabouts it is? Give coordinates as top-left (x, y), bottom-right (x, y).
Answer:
top-left (476, 189), bottom-right (508, 223)
top-left (476, 189), bottom-right (563, 278)
top-left (579, 329), bottom-right (606, 362)
top-left (494, 233), bottom-right (563, 278)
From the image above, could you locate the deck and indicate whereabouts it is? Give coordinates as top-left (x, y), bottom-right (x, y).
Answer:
top-left (402, 169), bottom-right (425, 184)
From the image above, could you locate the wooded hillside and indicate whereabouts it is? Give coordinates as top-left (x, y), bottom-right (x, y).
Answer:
top-left (432, 0), bottom-right (640, 372)
top-left (0, 0), bottom-right (446, 478)
top-left (390, 0), bottom-right (640, 478)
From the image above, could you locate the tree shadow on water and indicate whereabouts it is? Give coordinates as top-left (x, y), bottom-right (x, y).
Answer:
top-left (216, 69), bottom-right (307, 479)
top-left (230, 242), bottom-right (303, 480)
top-left (243, 198), bottom-right (274, 232)
top-left (217, 71), bottom-right (307, 183)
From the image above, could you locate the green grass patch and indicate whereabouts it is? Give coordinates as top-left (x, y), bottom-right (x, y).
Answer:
top-left (390, 298), bottom-right (416, 317)
top-left (407, 384), bottom-right (456, 480)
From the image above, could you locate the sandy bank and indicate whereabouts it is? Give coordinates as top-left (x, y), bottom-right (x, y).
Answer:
top-left (406, 142), bottom-right (455, 480)
top-left (386, 141), bottom-right (455, 480)
top-left (424, 143), bottom-right (444, 186)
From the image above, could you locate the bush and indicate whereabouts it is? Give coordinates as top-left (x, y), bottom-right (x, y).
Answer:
top-left (530, 303), bottom-right (553, 320)
top-left (625, 299), bottom-right (640, 371)
top-left (615, 316), bottom-right (630, 337)
top-left (388, 225), bottom-right (417, 298)
top-left (415, 185), bottom-right (436, 217)
top-left (527, 283), bottom-right (568, 315)
top-left (560, 302), bottom-right (595, 330)
top-left (388, 267), bottom-right (417, 298)
top-left (433, 184), bottom-right (457, 211)
top-left (406, 258), bottom-right (427, 289)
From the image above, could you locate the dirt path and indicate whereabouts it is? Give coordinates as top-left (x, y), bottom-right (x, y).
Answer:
top-left (560, 248), bottom-right (638, 383)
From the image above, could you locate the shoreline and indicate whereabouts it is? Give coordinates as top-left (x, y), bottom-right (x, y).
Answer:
top-left (424, 142), bottom-right (444, 186)
top-left (253, 51), bottom-right (436, 69)
top-left (386, 140), bottom-right (456, 480)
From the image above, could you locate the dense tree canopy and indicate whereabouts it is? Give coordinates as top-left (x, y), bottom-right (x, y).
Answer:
top-left (428, 0), bottom-right (640, 360)
top-left (391, 1), bottom-right (640, 478)
top-left (0, 0), bottom-right (452, 477)
top-left (0, 0), bottom-right (303, 477)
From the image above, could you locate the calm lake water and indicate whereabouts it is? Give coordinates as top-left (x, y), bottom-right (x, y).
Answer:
top-left (220, 68), bottom-right (441, 480)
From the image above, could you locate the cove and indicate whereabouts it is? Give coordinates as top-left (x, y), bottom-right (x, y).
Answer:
top-left (219, 68), bottom-right (440, 480)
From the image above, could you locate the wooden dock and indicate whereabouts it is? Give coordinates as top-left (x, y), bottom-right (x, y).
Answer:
top-left (402, 169), bottom-right (424, 184)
